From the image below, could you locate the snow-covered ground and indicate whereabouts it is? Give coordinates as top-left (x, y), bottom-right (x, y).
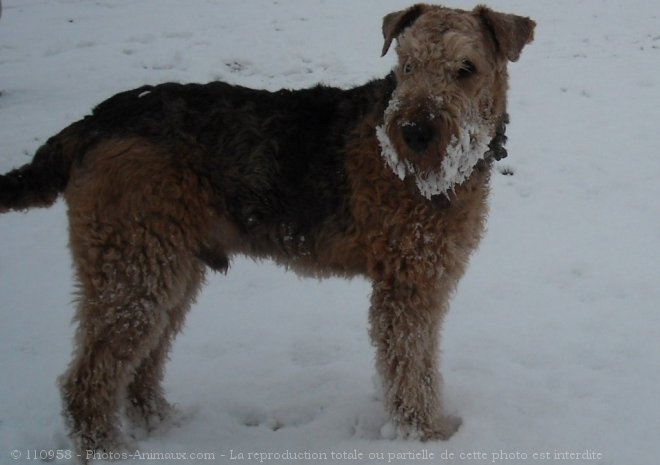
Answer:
top-left (1, 1), bottom-right (659, 464)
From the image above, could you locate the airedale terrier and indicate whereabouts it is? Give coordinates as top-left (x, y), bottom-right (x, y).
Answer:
top-left (0, 3), bottom-right (534, 458)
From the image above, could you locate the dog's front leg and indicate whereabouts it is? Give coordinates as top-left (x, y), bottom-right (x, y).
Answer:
top-left (368, 278), bottom-right (460, 440)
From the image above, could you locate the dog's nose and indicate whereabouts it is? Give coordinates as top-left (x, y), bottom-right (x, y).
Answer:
top-left (401, 121), bottom-right (435, 153)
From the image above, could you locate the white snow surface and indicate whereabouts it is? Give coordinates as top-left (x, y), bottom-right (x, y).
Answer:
top-left (1, 1), bottom-right (660, 464)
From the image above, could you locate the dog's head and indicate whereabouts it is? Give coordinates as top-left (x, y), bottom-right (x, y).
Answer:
top-left (377, 4), bottom-right (535, 199)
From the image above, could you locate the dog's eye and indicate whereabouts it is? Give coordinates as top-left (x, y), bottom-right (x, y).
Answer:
top-left (457, 60), bottom-right (477, 80)
top-left (403, 62), bottom-right (414, 75)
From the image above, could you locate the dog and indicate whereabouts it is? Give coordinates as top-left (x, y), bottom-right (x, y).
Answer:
top-left (0, 3), bottom-right (534, 459)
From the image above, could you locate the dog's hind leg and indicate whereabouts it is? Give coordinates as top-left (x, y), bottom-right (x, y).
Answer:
top-left (125, 267), bottom-right (203, 432)
top-left (58, 138), bottom-right (211, 458)
top-left (60, 225), bottom-right (205, 457)
top-left (59, 288), bottom-right (170, 456)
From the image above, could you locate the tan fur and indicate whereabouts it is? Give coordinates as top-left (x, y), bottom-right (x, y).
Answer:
top-left (364, 4), bottom-right (533, 437)
top-left (346, 113), bottom-right (492, 437)
top-left (60, 138), bottom-right (211, 452)
top-left (0, 4), bottom-right (534, 460)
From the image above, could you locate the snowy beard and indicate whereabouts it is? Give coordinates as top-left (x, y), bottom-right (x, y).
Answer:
top-left (376, 96), bottom-right (493, 199)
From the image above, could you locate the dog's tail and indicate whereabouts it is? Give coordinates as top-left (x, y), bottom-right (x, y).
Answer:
top-left (0, 121), bottom-right (85, 213)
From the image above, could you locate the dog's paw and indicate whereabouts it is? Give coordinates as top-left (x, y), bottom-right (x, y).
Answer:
top-left (419, 415), bottom-right (462, 441)
top-left (125, 396), bottom-right (175, 435)
top-left (380, 414), bottom-right (461, 441)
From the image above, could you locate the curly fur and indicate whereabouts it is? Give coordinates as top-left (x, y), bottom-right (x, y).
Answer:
top-left (0, 3), bottom-right (534, 460)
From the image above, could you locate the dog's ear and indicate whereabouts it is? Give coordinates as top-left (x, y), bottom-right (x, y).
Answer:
top-left (381, 4), bottom-right (428, 57)
top-left (474, 6), bottom-right (535, 62)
